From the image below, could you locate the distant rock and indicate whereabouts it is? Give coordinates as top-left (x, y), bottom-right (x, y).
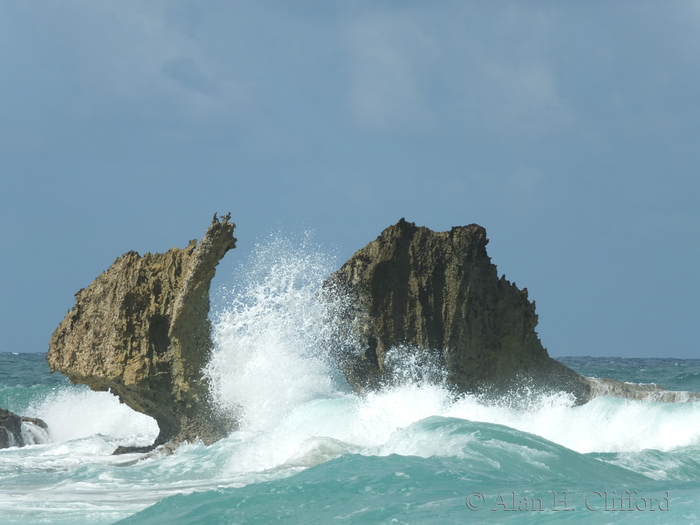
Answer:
top-left (47, 214), bottom-right (237, 452)
top-left (586, 377), bottom-right (700, 403)
top-left (0, 408), bottom-right (48, 449)
top-left (326, 219), bottom-right (593, 403)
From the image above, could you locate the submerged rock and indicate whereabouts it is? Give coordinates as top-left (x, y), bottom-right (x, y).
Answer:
top-left (47, 214), bottom-right (237, 452)
top-left (326, 219), bottom-right (592, 403)
top-left (0, 408), bottom-right (48, 449)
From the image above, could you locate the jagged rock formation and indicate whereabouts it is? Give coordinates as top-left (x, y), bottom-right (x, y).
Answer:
top-left (0, 408), bottom-right (48, 449)
top-left (327, 219), bottom-right (700, 405)
top-left (326, 219), bottom-right (593, 403)
top-left (47, 214), bottom-right (237, 452)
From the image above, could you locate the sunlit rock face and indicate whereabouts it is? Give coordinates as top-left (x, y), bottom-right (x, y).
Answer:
top-left (47, 214), bottom-right (237, 451)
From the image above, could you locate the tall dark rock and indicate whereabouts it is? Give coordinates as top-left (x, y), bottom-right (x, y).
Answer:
top-left (327, 219), bottom-right (592, 403)
top-left (47, 214), bottom-right (237, 451)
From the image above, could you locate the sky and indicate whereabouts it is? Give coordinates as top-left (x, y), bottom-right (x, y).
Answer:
top-left (1, 1), bottom-right (699, 359)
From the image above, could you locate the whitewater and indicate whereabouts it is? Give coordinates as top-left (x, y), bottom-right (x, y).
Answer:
top-left (2, 234), bottom-right (700, 524)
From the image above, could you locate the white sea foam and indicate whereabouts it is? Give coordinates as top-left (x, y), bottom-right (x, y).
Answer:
top-left (21, 233), bottom-right (700, 467)
top-left (206, 232), bottom-right (343, 432)
top-left (19, 420), bottom-right (49, 446)
top-left (4, 233), bottom-right (700, 523)
top-left (202, 233), bottom-right (700, 477)
top-left (29, 387), bottom-right (158, 447)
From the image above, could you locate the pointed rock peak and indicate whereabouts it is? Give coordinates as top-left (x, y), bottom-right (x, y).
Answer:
top-left (327, 219), bottom-right (591, 404)
top-left (47, 215), bottom-right (238, 452)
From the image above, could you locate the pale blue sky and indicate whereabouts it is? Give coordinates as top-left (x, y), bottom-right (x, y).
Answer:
top-left (1, 1), bottom-right (698, 358)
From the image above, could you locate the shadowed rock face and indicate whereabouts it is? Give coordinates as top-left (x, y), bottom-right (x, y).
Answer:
top-left (47, 214), bottom-right (237, 451)
top-left (327, 219), bottom-right (592, 404)
top-left (0, 408), bottom-right (48, 449)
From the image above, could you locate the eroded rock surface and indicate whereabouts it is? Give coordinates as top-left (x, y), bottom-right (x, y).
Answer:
top-left (47, 214), bottom-right (237, 451)
top-left (326, 219), bottom-right (700, 405)
top-left (326, 219), bottom-right (592, 403)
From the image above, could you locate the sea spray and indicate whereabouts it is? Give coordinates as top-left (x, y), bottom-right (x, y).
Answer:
top-left (442, 390), bottom-right (700, 454)
top-left (18, 421), bottom-right (49, 446)
top-left (29, 387), bottom-right (158, 447)
top-left (4, 235), bottom-right (700, 524)
top-left (205, 232), bottom-right (700, 467)
top-left (206, 231), bottom-right (348, 432)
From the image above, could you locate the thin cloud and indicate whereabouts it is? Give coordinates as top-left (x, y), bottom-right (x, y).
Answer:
top-left (340, 4), bottom-right (574, 138)
top-left (2, 1), bottom-right (247, 123)
top-left (344, 12), bottom-right (439, 134)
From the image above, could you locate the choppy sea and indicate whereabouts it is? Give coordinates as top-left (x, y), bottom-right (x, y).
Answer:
top-left (2, 235), bottom-right (700, 524)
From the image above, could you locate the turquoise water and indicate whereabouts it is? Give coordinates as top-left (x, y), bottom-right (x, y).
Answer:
top-left (3, 354), bottom-right (700, 524)
top-left (2, 238), bottom-right (700, 524)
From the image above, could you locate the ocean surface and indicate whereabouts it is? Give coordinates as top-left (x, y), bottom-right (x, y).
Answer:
top-left (2, 236), bottom-right (700, 524)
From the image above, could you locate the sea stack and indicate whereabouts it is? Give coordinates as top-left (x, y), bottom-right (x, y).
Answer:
top-left (326, 219), bottom-right (592, 404)
top-left (47, 214), bottom-right (237, 451)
